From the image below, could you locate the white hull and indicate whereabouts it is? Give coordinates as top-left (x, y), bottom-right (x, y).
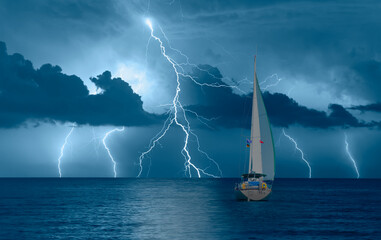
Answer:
top-left (235, 188), bottom-right (271, 201)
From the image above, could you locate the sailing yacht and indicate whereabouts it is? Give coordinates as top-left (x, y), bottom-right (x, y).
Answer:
top-left (235, 56), bottom-right (275, 201)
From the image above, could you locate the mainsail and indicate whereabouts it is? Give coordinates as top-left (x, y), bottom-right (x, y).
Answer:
top-left (248, 56), bottom-right (275, 180)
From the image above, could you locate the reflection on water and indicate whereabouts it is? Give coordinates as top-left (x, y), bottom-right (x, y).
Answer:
top-left (0, 178), bottom-right (380, 239)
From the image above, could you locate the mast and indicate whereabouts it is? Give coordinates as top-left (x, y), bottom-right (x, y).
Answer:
top-left (248, 55), bottom-right (263, 174)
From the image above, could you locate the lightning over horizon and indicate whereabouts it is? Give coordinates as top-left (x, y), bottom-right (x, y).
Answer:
top-left (344, 133), bottom-right (360, 179)
top-left (0, 0), bottom-right (379, 181)
top-left (102, 127), bottom-right (125, 178)
top-left (138, 18), bottom-right (222, 178)
top-left (57, 125), bottom-right (75, 178)
top-left (282, 128), bottom-right (312, 178)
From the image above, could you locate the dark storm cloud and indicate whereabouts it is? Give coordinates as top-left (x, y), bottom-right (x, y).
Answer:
top-left (349, 103), bottom-right (381, 113)
top-left (149, 0), bottom-right (381, 104)
top-left (0, 42), bottom-right (160, 128)
top-left (183, 65), bottom-right (375, 129)
top-left (349, 60), bottom-right (381, 102)
top-left (262, 95), bottom-right (363, 128)
top-left (0, 0), bottom-right (135, 85)
top-left (0, 0), bottom-right (129, 37)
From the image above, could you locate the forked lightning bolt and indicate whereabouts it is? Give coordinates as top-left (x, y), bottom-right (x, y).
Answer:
top-left (259, 73), bottom-right (282, 90)
top-left (184, 109), bottom-right (220, 130)
top-left (235, 74), bottom-right (282, 92)
top-left (57, 126), bottom-right (75, 178)
top-left (139, 18), bottom-right (221, 178)
top-left (156, 23), bottom-right (246, 94)
top-left (102, 127), bottom-right (125, 178)
top-left (344, 133), bottom-right (360, 179)
top-left (282, 128), bottom-right (312, 178)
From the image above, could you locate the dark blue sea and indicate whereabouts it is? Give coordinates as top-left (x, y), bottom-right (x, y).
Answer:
top-left (0, 178), bottom-right (380, 239)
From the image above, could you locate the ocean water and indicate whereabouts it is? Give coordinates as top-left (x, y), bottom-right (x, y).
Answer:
top-left (0, 178), bottom-right (380, 239)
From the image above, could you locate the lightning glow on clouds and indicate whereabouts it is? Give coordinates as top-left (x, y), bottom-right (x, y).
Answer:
top-left (115, 63), bottom-right (151, 97)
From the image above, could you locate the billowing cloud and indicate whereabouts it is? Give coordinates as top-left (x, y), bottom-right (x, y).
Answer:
top-left (0, 41), bottom-right (160, 128)
top-left (0, 41), bottom-right (377, 130)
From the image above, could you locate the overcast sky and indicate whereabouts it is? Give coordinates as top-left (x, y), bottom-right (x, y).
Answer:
top-left (0, 0), bottom-right (380, 178)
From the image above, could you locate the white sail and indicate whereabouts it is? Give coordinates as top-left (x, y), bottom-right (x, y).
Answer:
top-left (248, 56), bottom-right (275, 180)
top-left (235, 56), bottom-right (275, 201)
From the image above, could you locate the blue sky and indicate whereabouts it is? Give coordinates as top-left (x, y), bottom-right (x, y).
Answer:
top-left (0, 0), bottom-right (380, 178)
